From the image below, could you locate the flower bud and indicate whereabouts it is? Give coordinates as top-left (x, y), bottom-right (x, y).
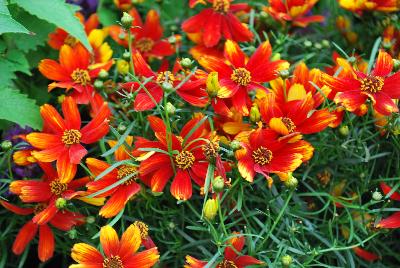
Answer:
top-left (165, 102), bottom-right (176, 115)
top-left (55, 197), bottom-right (67, 209)
top-left (180, 58), bottom-right (193, 69)
top-left (339, 125), bottom-right (349, 136)
top-left (212, 176), bottom-right (225, 193)
top-left (278, 69), bottom-right (290, 79)
top-left (372, 191), bottom-right (383, 201)
top-left (314, 42), bottom-right (322, 50)
top-left (271, 53), bottom-right (281, 61)
top-left (122, 51), bottom-right (131, 61)
top-left (117, 123), bottom-right (127, 133)
top-left (1, 140), bottom-right (12, 151)
top-left (250, 104), bottom-right (260, 123)
top-left (161, 81), bottom-right (174, 92)
top-left (203, 199), bottom-right (218, 220)
top-left (304, 40), bottom-right (312, 48)
top-left (281, 255), bottom-right (293, 267)
top-left (86, 216), bottom-right (95, 224)
top-left (98, 69), bottom-right (109, 80)
top-left (321, 39), bottom-right (330, 48)
top-left (206, 72), bottom-right (220, 97)
top-left (57, 94), bottom-right (66, 104)
top-left (94, 79), bottom-right (104, 90)
top-left (117, 59), bottom-right (129, 75)
top-left (229, 140), bottom-right (241, 151)
top-left (393, 59), bottom-right (400, 72)
top-left (284, 174), bottom-right (298, 189)
top-left (68, 229), bottom-right (77, 239)
top-left (121, 12), bottom-right (133, 30)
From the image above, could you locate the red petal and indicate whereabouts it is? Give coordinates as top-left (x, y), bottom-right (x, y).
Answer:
top-left (170, 170), bottom-right (192, 200)
top-left (68, 143), bottom-right (88, 164)
top-left (0, 201), bottom-right (33, 215)
top-left (62, 96), bottom-right (81, 129)
top-left (380, 182), bottom-right (400, 201)
top-left (39, 104), bottom-right (66, 134)
top-left (224, 40), bottom-right (246, 68)
top-left (372, 50), bottom-right (393, 77)
top-left (353, 247), bottom-right (379, 261)
top-left (373, 92), bottom-right (399, 115)
top-left (334, 90), bottom-right (367, 112)
top-left (377, 212), bottom-right (400, 229)
top-left (13, 221), bottom-right (38, 255)
top-left (38, 224), bottom-right (55, 262)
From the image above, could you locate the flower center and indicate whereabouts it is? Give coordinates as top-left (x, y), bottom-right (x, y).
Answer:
top-left (117, 165), bottom-right (138, 185)
top-left (282, 117), bottom-right (296, 133)
top-left (64, 35), bottom-right (78, 47)
top-left (61, 129), bottom-right (82, 145)
top-left (71, 68), bottom-right (91, 85)
top-left (202, 141), bottom-right (220, 161)
top-left (133, 221), bottom-right (149, 239)
top-left (135, 38), bottom-right (155, 53)
top-left (217, 260), bottom-right (238, 268)
top-left (360, 76), bottom-right (384, 94)
top-left (156, 71), bottom-right (175, 85)
top-left (50, 180), bottom-right (68, 196)
top-left (213, 0), bottom-right (230, 13)
top-left (103, 256), bottom-right (123, 268)
top-left (252, 146), bottom-right (273, 165)
top-left (174, 151), bottom-right (195, 170)
top-left (231, 68), bottom-right (251, 86)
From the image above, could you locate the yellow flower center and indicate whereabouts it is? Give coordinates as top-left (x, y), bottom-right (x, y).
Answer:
top-left (133, 221), bottom-right (149, 239)
top-left (231, 68), bottom-right (251, 86)
top-left (71, 68), bottom-right (91, 86)
top-left (360, 76), bottom-right (384, 94)
top-left (156, 71), bottom-right (175, 85)
top-left (252, 146), bottom-right (273, 165)
top-left (50, 180), bottom-right (68, 196)
top-left (213, 0), bottom-right (230, 13)
top-left (135, 37), bottom-right (155, 53)
top-left (282, 117), bottom-right (296, 133)
top-left (103, 256), bottom-right (123, 268)
top-left (174, 151), bottom-right (195, 170)
top-left (61, 129), bottom-right (82, 145)
top-left (202, 141), bottom-right (220, 161)
top-left (217, 260), bottom-right (238, 268)
top-left (64, 35), bottom-right (78, 47)
top-left (117, 165), bottom-right (138, 185)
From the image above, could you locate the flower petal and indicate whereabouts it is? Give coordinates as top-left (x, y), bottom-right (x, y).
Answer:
top-left (118, 224), bottom-right (141, 259)
top-left (38, 224), bottom-right (55, 262)
top-left (100, 225), bottom-right (120, 257)
top-left (71, 243), bottom-right (104, 265)
top-left (12, 221), bottom-right (38, 255)
top-left (170, 170), bottom-right (192, 200)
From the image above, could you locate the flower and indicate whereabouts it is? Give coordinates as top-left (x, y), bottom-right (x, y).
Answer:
top-left (88, 29), bottom-right (113, 64)
top-left (70, 224), bottom-right (159, 268)
top-left (85, 136), bottom-right (141, 218)
top-left (38, 43), bottom-right (112, 104)
top-left (338, 0), bottom-right (399, 14)
top-left (1, 201), bottom-right (84, 262)
top-left (26, 96), bottom-right (110, 166)
top-left (182, 0), bottom-right (253, 47)
top-left (235, 126), bottom-right (313, 184)
top-left (67, 0), bottom-right (99, 17)
top-left (185, 233), bottom-right (263, 267)
top-left (266, 0), bottom-right (325, 27)
top-left (376, 182), bottom-right (400, 228)
top-left (198, 40), bottom-right (289, 115)
top-left (133, 115), bottom-right (211, 200)
top-left (323, 50), bottom-right (400, 116)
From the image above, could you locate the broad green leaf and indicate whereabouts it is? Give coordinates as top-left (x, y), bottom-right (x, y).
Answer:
top-left (0, 87), bottom-right (42, 129)
top-left (0, 0), bottom-right (29, 34)
top-left (14, 0), bottom-right (92, 52)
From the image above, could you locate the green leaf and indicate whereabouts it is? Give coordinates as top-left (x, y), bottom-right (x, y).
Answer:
top-left (0, 0), bottom-right (29, 34)
top-left (14, 0), bottom-right (92, 52)
top-left (0, 87), bottom-right (42, 129)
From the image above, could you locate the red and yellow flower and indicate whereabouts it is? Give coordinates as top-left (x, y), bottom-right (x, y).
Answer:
top-left (376, 182), bottom-right (400, 229)
top-left (198, 40), bottom-right (289, 115)
top-left (266, 0), bottom-right (325, 27)
top-left (182, 0), bottom-right (253, 48)
top-left (323, 50), bottom-right (400, 116)
top-left (338, 0), bottom-right (399, 13)
top-left (26, 96), bottom-right (110, 166)
top-left (70, 224), bottom-right (159, 267)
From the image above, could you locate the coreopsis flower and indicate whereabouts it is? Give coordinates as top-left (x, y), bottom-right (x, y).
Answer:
top-left (338, 0), bottom-right (399, 13)
top-left (120, 51), bottom-right (208, 111)
top-left (48, 13), bottom-right (99, 50)
top-left (185, 233), bottom-right (263, 267)
top-left (133, 115), bottom-right (211, 200)
top-left (114, 0), bottom-right (133, 10)
top-left (26, 96), bottom-right (110, 166)
top-left (266, 0), bottom-right (324, 27)
top-left (70, 224), bottom-right (159, 267)
top-left (182, 0), bottom-right (253, 48)
top-left (376, 182), bottom-right (400, 228)
top-left (132, 221), bottom-right (156, 249)
top-left (1, 201), bottom-right (84, 262)
top-left (198, 40), bottom-right (289, 115)
top-left (85, 136), bottom-right (141, 218)
top-left (108, 8), bottom-right (174, 59)
top-left (38, 43), bottom-right (112, 104)
top-left (323, 50), bottom-right (400, 116)
top-left (235, 126), bottom-right (313, 183)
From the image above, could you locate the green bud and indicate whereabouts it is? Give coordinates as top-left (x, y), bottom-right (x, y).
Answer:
top-left (161, 81), bottom-right (174, 92)
top-left (347, 56), bottom-right (356, 64)
top-left (98, 69), bottom-right (109, 80)
top-left (250, 104), bottom-right (261, 123)
top-left (314, 42), bottom-right (322, 50)
top-left (121, 12), bottom-right (133, 30)
top-left (117, 123), bottom-right (127, 133)
top-left (383, 41), bottom-right (392, 50)
top-left (339, 125), bottom-right (349, 136)
top-left (165, 102), bottom-right (176, 115)
top-left (304, 40), bottom-right (312, 47)
top-left (230, 140), bottom-right (241, 151)
top-left (169, 25), bottom-right (178, 32)
top-left (123, 75), bottom-right (131, 82)
top-left (372, 191), bottom-right (383, 201)
top-left (279, 69), bottom-right (290, 79)
top-left (86, 216), bottom-right (95, 224)
top-left (212, 176), bottom-right (225, 193)
top-left (321, 39), bottom-right (330, 48)
top-left (94, 79), bottom-right (104, 90)
top-left (122, 51), bottom-right (131, 61)
top-left (1, 140), bottom-right (12, 151)
top-left (284, 174), bottom-right (298, 189)
top-left (393, 59), bottom-right (400, 72)
top-left (168, 36), bottom-right (177, 44)
top-left (281, 255), bottom-right (293, 267)
top-left (203, 199), bottom-right (218, 220)
top-left (55, 198), bottom-right (67, 209)
top-left (271, 53), bottom-right (281, 61)
top-left (180, 58), bottom-right (193, 69)
top-left (260, 11), bottom-right (268, 19)
top-left (68, 229), bottom-right (77, 239)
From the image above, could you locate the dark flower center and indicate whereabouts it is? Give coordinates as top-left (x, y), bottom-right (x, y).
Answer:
top-left (360, 76), bottom-right (384, 94)
top-left (231, 68), bottom-right (251, 86)
top-left (133, 221), bottom-right (149, 239)
top-left (202, 140), bottom-right (220, 161)
top-left (62, 129), bottom-right (82, 145)
top-left (156, 71), bottom-right (175, 85)
top-left (252, 146), bottom-right (273, 165)
top-left (71, 68), bottom-right (91, 85)
top-left (213, 0), bottom-right (230, 13)
top-left (174, 151), bottom-right (195, 170)
top-left (103, 256), bottom-right (123, 268)
top-left (50, 180), bottom-right (68, 196)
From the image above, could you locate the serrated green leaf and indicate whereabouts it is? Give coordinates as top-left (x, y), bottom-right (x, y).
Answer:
top-left (0, 0), bottom-right (29, 34)
top-left (14, 0), bottom-right (92, 52)
top-left (0, 87), bottom-right (42, 129)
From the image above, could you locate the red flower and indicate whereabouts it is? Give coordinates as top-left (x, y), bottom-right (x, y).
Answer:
top-left (235, 126), bottom-right (313, 183)
top-left (376, 182), bottom-right (400, 228)
top-left (38, 44), bottom-right (112, 104)
top-left (182, 0), bottom-right (253, 47)
top-left (1, 201), bottom-right (84, 262)
top-left (198, 40), bottom-right (289, 115)
top-left (353, 247), bottom-right (379, 262)
top-left (26, 96), bottom-right (110, 166)
top-left (133, 115), bottom-right (211, 200)
top-left (266, 0), bottom-right (324, 27)
top-left (323, 50), bottom-right (400, 116)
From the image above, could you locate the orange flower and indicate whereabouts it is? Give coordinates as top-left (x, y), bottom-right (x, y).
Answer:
top-left (85, 136), bottom-right (141, 218)
top-left (323, 50), bottom-right (400, 116)
top-left (376, 182), bottom-right (400, 228)
top-left (235, 126), bottom-right (313, 183)
top-left (198, 40), bottom-right (289, 115)
top-left (70, 224), bottom-right (159, 268)
top-left (338, 0), bottom-right (399, 14)
top-left (182, 0), bottom-right (253, 48)
top-left (185, 233), bottom-right (263, 267)
top-left (266, 0), bottom-right (324, 27)
top-left (1, 201), bottom-right (84, 262)
top-left (26, 96), bottom-right (110, 166)
top-left (38, 44), bottom-right (112, 104)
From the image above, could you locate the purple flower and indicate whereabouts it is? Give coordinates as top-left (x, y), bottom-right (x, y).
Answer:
top-left (67, 0), bottom-right (98, 17)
